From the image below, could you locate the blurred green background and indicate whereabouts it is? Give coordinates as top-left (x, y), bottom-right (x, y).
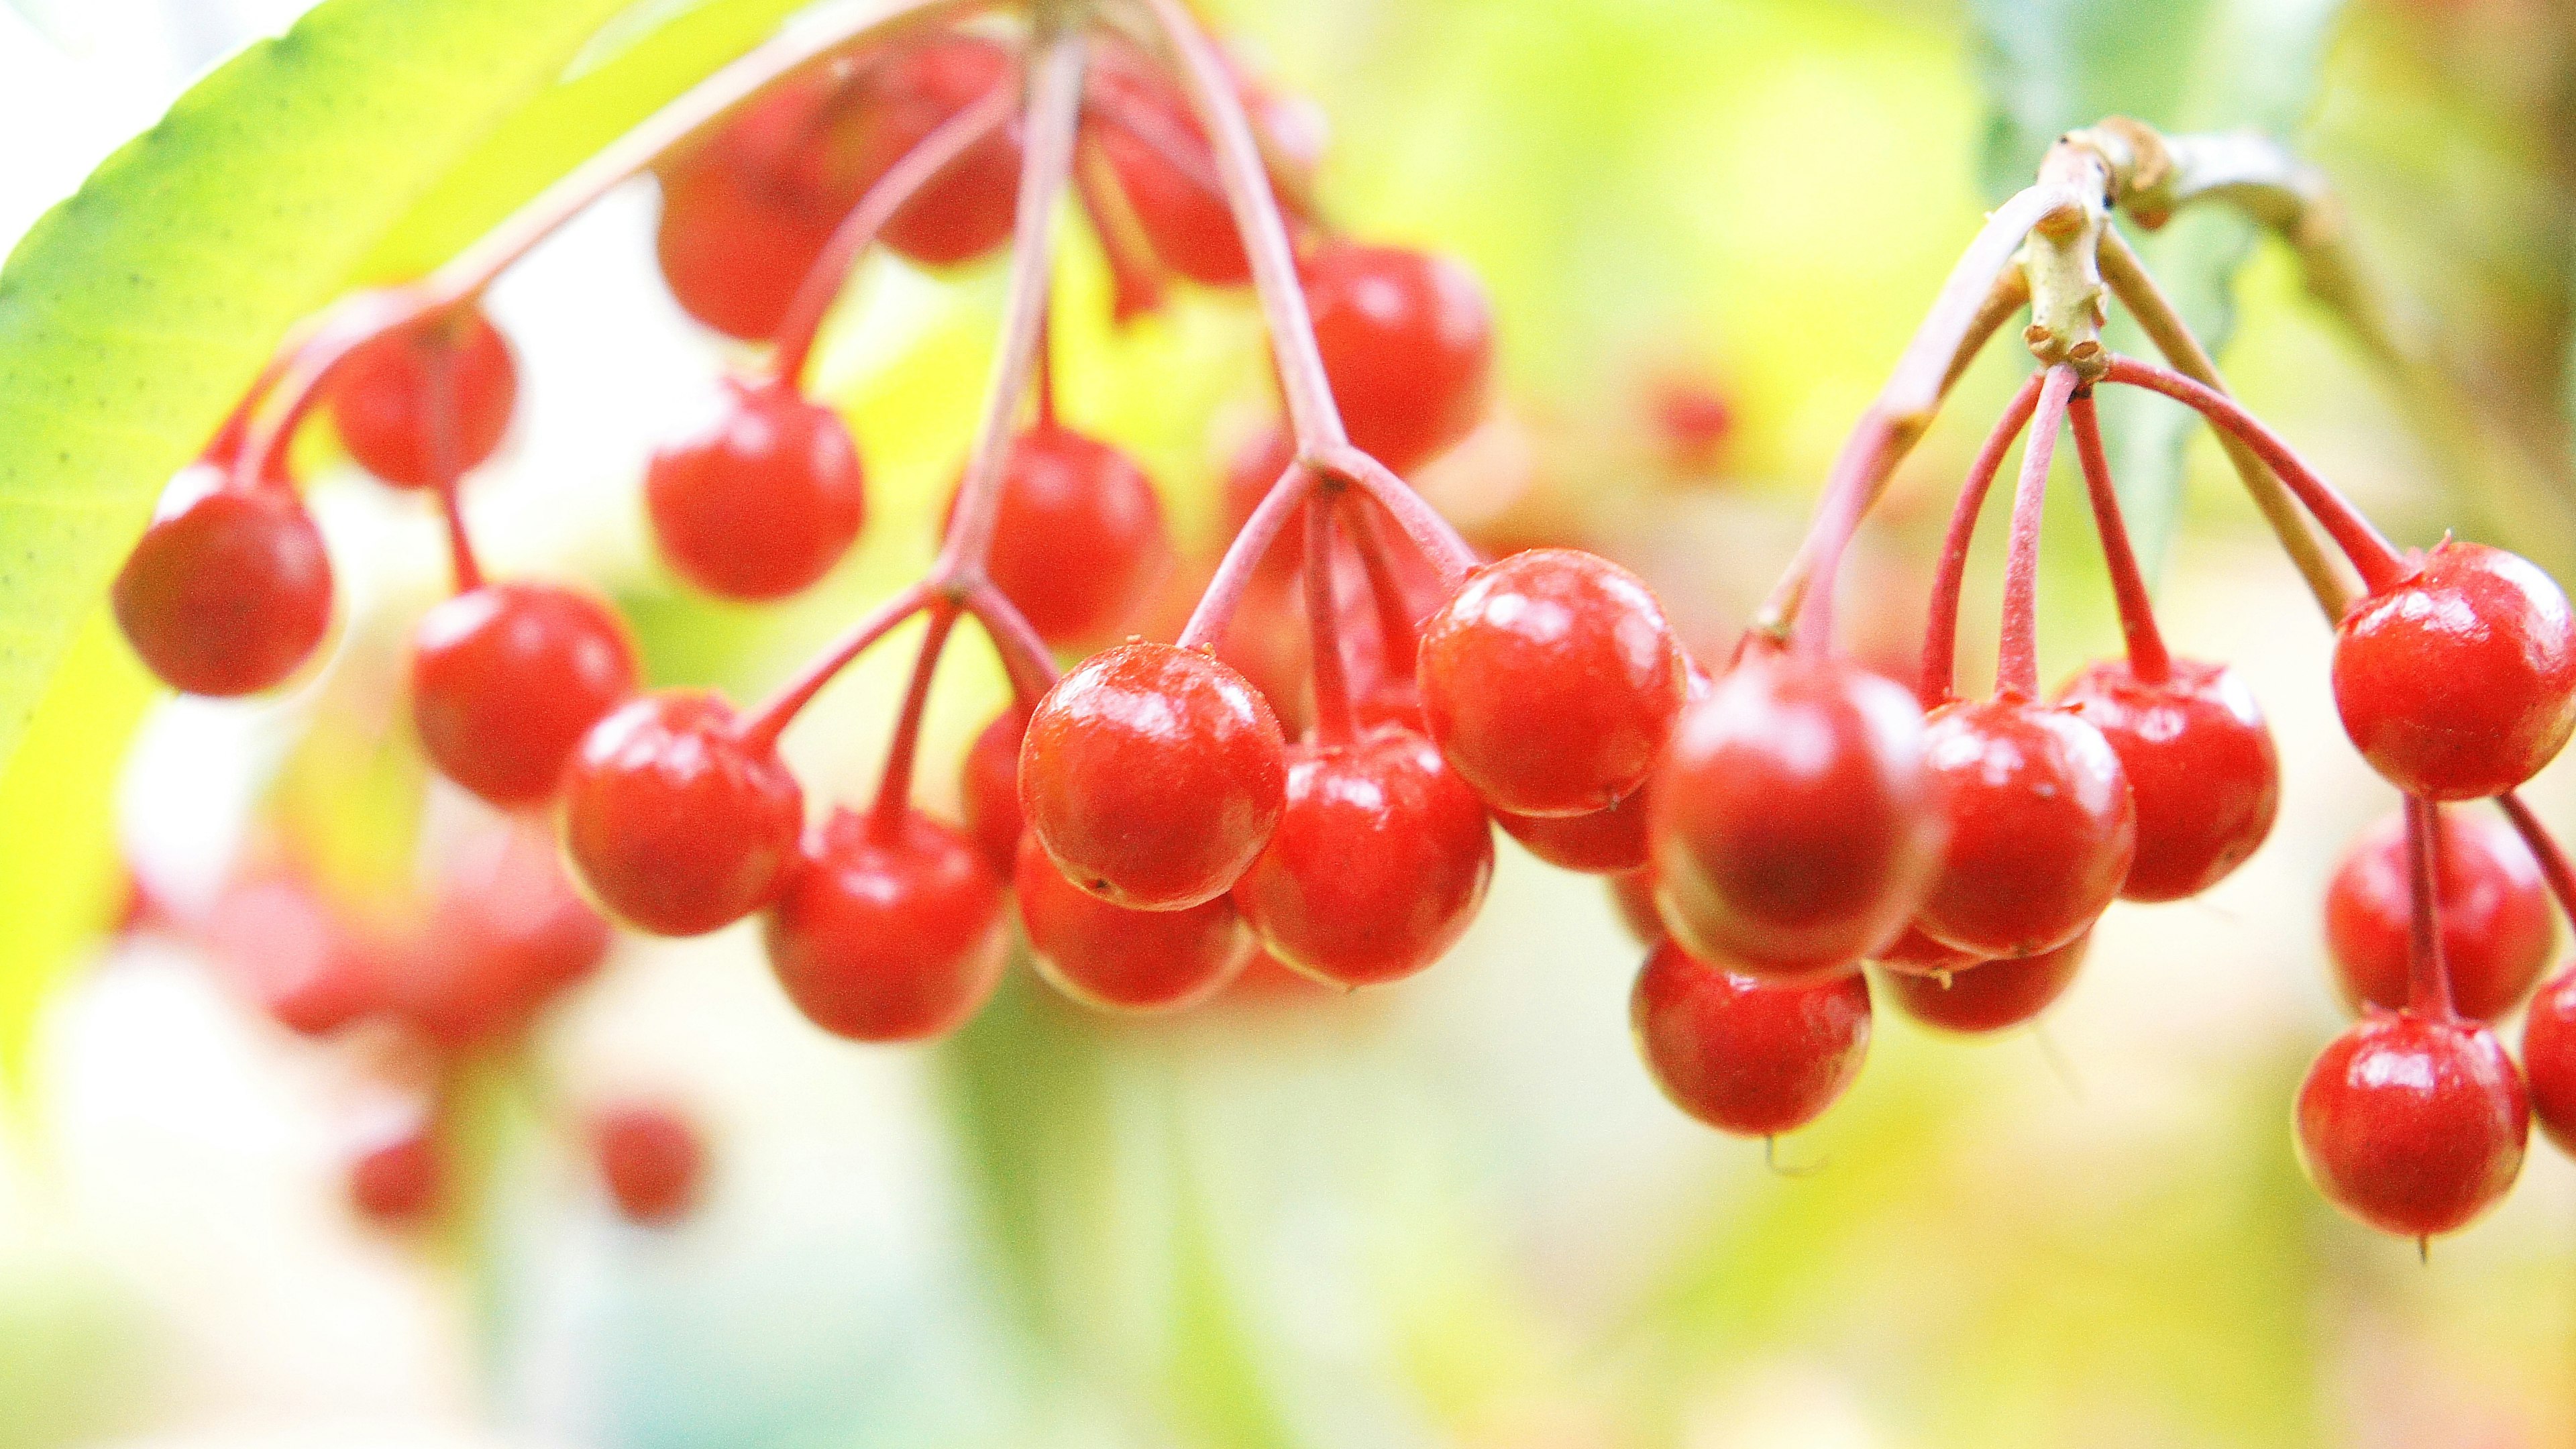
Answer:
top-left (5, 0), bottom-right (2576, 1445)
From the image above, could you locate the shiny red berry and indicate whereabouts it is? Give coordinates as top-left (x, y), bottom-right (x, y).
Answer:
top-left (1915, 698), bottom-right (2135, 959)
top-left (2520, 968), bottom-right (2576, 1155)
top-left (1497, 787), bottom-right (1650, 875)
top-left (410, 582), bottom-right (638, 807)
top-left (201, 873), bottom-right (382, 1036)
top-left (2296, 1010), bottom-right (2528, 1238)
top-left (2333, 541), bottom-right (2576, 800)
top-left (846, 35), bottom-right (1023, 267)
top-left (1016, 832), bottom-right (1252, 1012)
top-left (648, 378), bottom-right (865, 602)
top-left (399, 823), bottom-right (612, 1050)
top-left (653, 72), bottom-right (848, 341)
top-left (593, 1103), bottom-right (706, 1226)
top-left (347, 1108), bottom-right (441, 1225)
top-left (1881, 931), bottom-right (2085, 1034)
top-left (1607, 867), bottom-right (1666, 947)
top-left (330, 304), bottom-right (517, 488)
top-left (1302, 241), bottom-right (1494, 473)
top-left (763, 808), bottom-right (1008, 1042)
top-left (961, 704), bottom-right (1029, 874)
top-left (2324, 809), bottom-right (2553, 1021)
top-left (1417, 549), bottom-right (1686, 818)
top-left (1630, 940), bottom-right (1870, 1137)
top-left (1091, 62), bottom-right (1247, 286)
top-left (561, 690), bottom-right (805, 936)
top-left (1232, 725), bottom-right (1494, 987)
top-left (1648, 653), bottom-right (1945, 979)
top-left (965, 425), bottom-right (1169, 646)
top-left (2055, 656), bottom-right (2278, 902)
top-left (1020, 642), bottom-right (1286, 910)
top-left (115, 474), bottom-right (333, 696)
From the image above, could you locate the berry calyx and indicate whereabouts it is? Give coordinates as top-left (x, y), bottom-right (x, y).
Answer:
top-left (593, 1103), bottom-right (706, 1226)
top-left (763, 808), bottom-right (1008, 1042)
top-left (2295, 1010), bottom-right (2528, 1239)
top-left (1020, 642), bottom-right (1286, 910)
top-left (2520, 967), bottom-right (2576, 1156)
top-left (1232, 724), bottom-right (1494, 987)
top-left (409, 581), bottom-right (639, 807)
top-left (2332, 541), bottom-right (2576, 801)
top-left (647, 378), bottom-right (866, 602)
top-left (2055, 656), bottom-right (2279, 902)
top-left (961, 425), bottom-right (1169, 646)
top-left (114, 473), bottom-right (333, 696)
top-left (1880, 932), bottom-right (2086, 1034)
top-left (1015, 832), bottom-right (1253, 1011)
top-left (1417, 548), bottom-right (1688, 818)
top-left (561, 690), bottom-right (805, 936)
top-left (329, 303), bottom-right (517, 488)
top-left (1301, 241), bottom-right (1494, 473)
top-left (1630, 940), bottom-right (1872, 1137)
top-left (2325, 809), bottom-right (2553, 1021)
top-left (1915, 698), bottom-right (2135, 960)
top-left (961, 704), bottom-right (1030, 874)
top-left (1497, 788), bottom-right (1651, 875)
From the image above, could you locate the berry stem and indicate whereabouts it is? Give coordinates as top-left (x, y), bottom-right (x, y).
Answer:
top-left (1179, 458), bottom-right (1314, 649)
top-left (1035, 297), bottom-right (1057, 430)
top-left (1304, 496), bottom-right (1357, 744)
top-left (2101, 354), bottom-right (2409, 593)
top-left (1788, 411), bottom-right (1901, 657)
top-left (1340, 492), bottom-right (1419, 673)
top-left (1311, 442), bottom-right (1479, 592)
top-left (1996, 366), bottom-right (2079, 700)
top-left (1072, 138), bottom-right (1171, 323)
top-left (1919, 372), bottom-right (2045, 707)
top-left (736, 582), bottom-right (931, 753)
top-left (769, 79), bottom-right (1018, 389)
top-left (869, 602), bottom-right (961, 839)
top-left (2403, 794), bottom-right (2460, 1022)
top-left (2065, 390), bottom-right (2170, 684)
top-left (963, 583), bottom-right (1060, 705)
top-left (422, 338), bottom-right (484, 594)
top-left (2497, 792), bottom-right (2576, 930)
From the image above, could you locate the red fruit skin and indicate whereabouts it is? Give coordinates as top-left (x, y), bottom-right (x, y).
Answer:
top-left (2296, 1011), bottom-right (2528, 1238)
top-left (1418, 549), bottom-right (1687, 818)
top-left (402, 824), bottom-right (612, 1051)
top-left (1020, 642), bottom-right (1287, 910)
top-left (2055, 656), bottom-right (2279, 902)
top-left (967, 426), bottom-right (1169, 646)
top-left (961, 705), bottom-right (1030, 875)
top-left (1607, 867), bottom-right (1665, 947)
top-left (1497, 788), bottom-right (1650, 874)
top-left (347, 1114), bottom-right (440, 1225)
top-left (1868, 924), bottom-right (1982, 979)
top-left (2332, 541), bottom-right (2576, 800)
top-left (648, 379), bottom-right (866, 602)
top-left (594, 1104), bottom-right (706, 1226)
top-left (1302, 241), bottom-right (1494, 474)
top-left (655, 143), bottom-right (843, 341)
top-left (849, 36), bottom-right (1022, 266)
top-left (763, 809), bottom-right (1008, 1042)
top-left (2324, 809), bottom-right (2554, 1021)
top-left (2520, 968), bottom-right (2576, 1156)
top-left (1882, 932), bottom-right (2086, 1034)
top-left (1630, 941), bottom-right (1871, 1137)
top-left (1648, 653), bottom-right (1945, 980)
top-left (1232, 726), bottom-right (1495, 988)
top-left (331, 305), bottom-right (517, 488)
top-left (411, 582), bottom-right (638, 808)
top-left (1915, 698), bottom-right (2135, 959)
top-left (201, 876), bottom-right (382, 1036)
top-left (561, 691), bottom-right (805, 937)
top-left (115, 479), bottom-right (333, 696)
top-left (1091, 62), bottom-right (1250, 286)
top-left (1016, 832), bottom-right (1253, 1011)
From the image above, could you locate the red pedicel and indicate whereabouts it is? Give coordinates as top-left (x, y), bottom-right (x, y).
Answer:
top-left (330, 303), bottom-right (517, 488)
top-left (2295, 1010), bottom-right (2528, 1239)
top-left (648, 378), bottom-right (865, 602)
top-left (2324, 808), bottom-right (2553, 1021)
top-left (1914, 698), bottom-right (2135, 960)
top-left (1301, 241), bottom-right (1494, 474)
top-left (1881, 932), bottom-right (2086, 1034)
top-left (1630, 940), bottom-right (1872, 1137)
top-left (411, 582), bottom-right (638, 807)
top-left (965, 425), bottom-right (1169, 646)
top-left (561, 690), bottom-right (805, 936)
top-left (763, 808), bottom-right (1008, 1042)
top-left (2055, 656), bottom-right (2278, 902)
top-left (1016, 832), bottom-right (1253, 1011)
top-left (115, 472), bottom-right (333, 697)
top-left (960, 704), bottom-right (1030, 875)
top-left (594, 1102), bottom-right (706, 1226)
top-left (2520, 967), bottom-right (2576, 1155)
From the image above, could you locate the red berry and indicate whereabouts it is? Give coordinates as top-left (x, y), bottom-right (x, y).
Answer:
top-left (1607, 867), bottom-right (1666, 947)
top-left (1868, 924), bottom-right (1981, 979)
top-left (1015, 832), bottom-right (1252, 1011)
top-left (1630, 940), bottom-right (1871, 1137)
top-left (1089, 54), bottom-right (1308, 288)
top-left (1915, 698), bottom-right (2135, 960)
top-left (653, 71), bottom-right (849, 341)
top-left (2520, 967), bottom-right (2576, 1155)
top-left (2296, 1010), bottom-right (2528, 1238)
top-left (960, 704), bottom-right (1029, 875)
top-left (410, 582), bottom-right (638, 807)
top-left (1497, 787), bottom-right (1650, 875)
top-left (347, 1108), bottom-right (441, 1224)
top-left (964, 425), bottom-right (1169, 646)
top-left (647, 378), bottom-right (865, 602)
top-left (593, 1103), bottom-right (706, 1226)
top-left (1648, 653), bottom-right (1945, 980)
top-left (1232, 725), bottom-right (1495, 987)
top-left (114, 474), bottom-right (333, 696)
top-left (763, 808), bottom-right (1008, 1042)
top-left (2333, 541), bottom-right (2576, 800)
top-left (399, 823), bottom-right (612, 1050)
top-left (1417, 549), bottom-right (1688, 818)
top-left (1881, 932), bottom-right (2085, 1034)
top-left (845, 35), bottom-right (1023, 267)
top-left (1020, 642), bottom-right (1286, 910)
top-left (2324, 809), bottom-right (2553, 1021)
top-left (201, 873), bottom-right (383, 1036)
top-left (2055, 656), bottom-right (2278, 902)
top-left (329, 304), bottom-right (517, 488)
top-left (1302, 241), bottom-right (1494, 473)
top-left (561, 690), bottom-right (805, 936)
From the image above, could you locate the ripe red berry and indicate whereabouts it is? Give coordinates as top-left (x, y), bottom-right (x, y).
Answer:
top-left (201, 873), bottom-right (382, 1036)
top-left (347, 1108), bottom-right (441, 1225)
top-left (400, 823), bottom-right (612, 1050)
top-left (961, 704), bottom-right (1029, 875)
top-left (1302, 241), bottom-right (1494, 473)
top-left (963, 425), bottom-right (1169, 646)
top-left (2324, 809), bottom-right (2553, 1021)
top-left (2520, 968), bottom-right (2576, 1155)
top-left (115, 474), bottom-right (333, 696)
top-left (1089, 53), bottom-right (1309, 288)
top-left (410, 582), bottom-right (638, 807)
top-left (329, 304), bottom-right (517, 488)
top-left (1015, 832), bottom-right (1253, 1011)
top-left (845, 35), bottom-right (1023, 267)
top-left (1020, 642), bottom-right (1286, 910)
top-left (1868, 924), bottom-right (1980, 979)
top-left (1417, 549), bottom-right (1687, 818)
top-left (1608, 867), bottom-right (1666, 947)
top-left (1915, 698), bottom-right (2135, 960)
top-left (1497, 787), bottom-right (1650, 874)
top-left (653, 72), bottom-right (849, 341)
top-left (763, 808), bottom-right (1008, 1042)
top-left (593, 1103), bottom-right (706, 1226)
top-left (1881, 932), bottom-right (2086, 1034)
top-left (2055, 656), bottom-right (2278, 902)
top-left (2332, 541), bottom-right (2576, 800)
top-left (561, 690), bottom-right (805, 936)
top-left (647, 378), bottom-right (865, 602)
top-left (2296, 1010), bottom-right (2528, 1239)
top-left (1232, 726), bottom-right (1495, 987)
top-left (1630, 940), bottom-right (1871, 1137)
top-left (1648, 653), bottom-right (1945, 979)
